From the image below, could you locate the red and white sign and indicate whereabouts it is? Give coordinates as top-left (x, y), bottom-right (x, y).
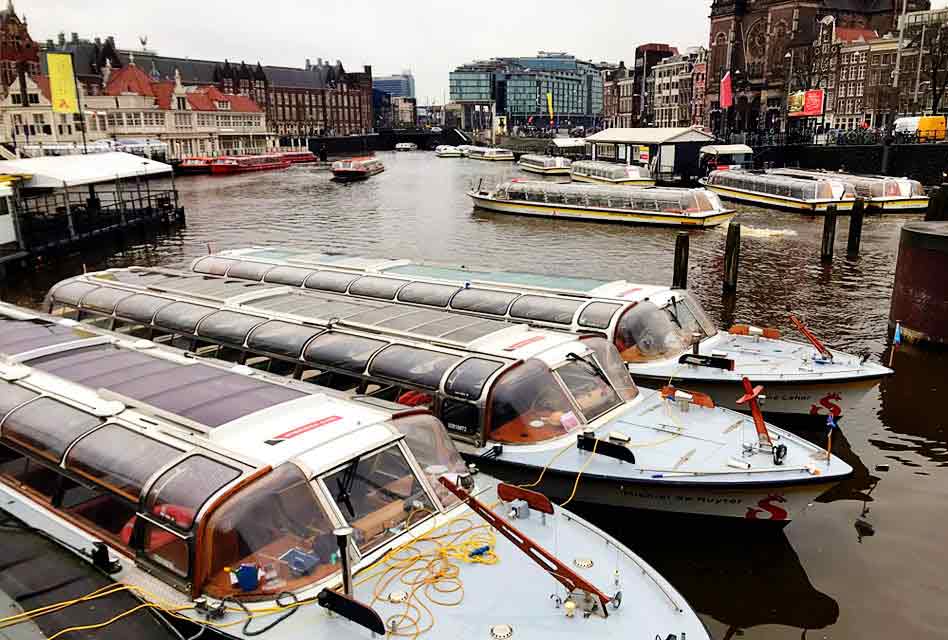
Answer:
top-left (266, 415), bottom-right (342, 445)
top-left (503, 335), bottom-right (546, 351)
top-left (788, 89), bottom-right (825, 118)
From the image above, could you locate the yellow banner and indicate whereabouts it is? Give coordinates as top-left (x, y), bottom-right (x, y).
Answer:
top-left (47, 53), bottom-right (79, 114)
top-left (546, 92), bottom-right (554, 121)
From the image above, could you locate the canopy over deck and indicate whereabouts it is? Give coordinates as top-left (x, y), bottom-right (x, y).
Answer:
top-left (586, 128), bottom-right (715, 145)
top-left (0, 152), bottom-right (172, 188)
top-left (700, 144), bottom-right (753, 155)
top-left (550, 137), bottom-right (586, 148)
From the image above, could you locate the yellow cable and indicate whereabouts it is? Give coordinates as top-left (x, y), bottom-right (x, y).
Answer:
top-left (559, 437), bottom-right (599, 508)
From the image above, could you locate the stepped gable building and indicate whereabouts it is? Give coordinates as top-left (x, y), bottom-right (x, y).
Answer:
top-left (44, 33), bottom-right (373, 136)
top-left (0, 1), bottom-right (39, 98)
top-left (705, 0), bottom-right (930, 134)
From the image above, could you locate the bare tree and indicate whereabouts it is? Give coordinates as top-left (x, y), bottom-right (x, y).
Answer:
top-left (789, 40), bottom-right (841, 92)
top-left (923, 23), bottom-right (948, 113)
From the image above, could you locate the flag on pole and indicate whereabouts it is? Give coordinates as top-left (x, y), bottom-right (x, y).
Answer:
top-left (720, 71), bottom-right (733, 110)
top-left (47, 52), bottom-right (79, 114)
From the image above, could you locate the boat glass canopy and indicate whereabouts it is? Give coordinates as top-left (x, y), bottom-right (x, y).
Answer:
top-left (614, 291), bottom-right (715, 362)
top-left (495, 181), bottom-right (721, 214)
top-left (705, 170), bottom-right (856, 201)
top-left (571, 160), bottom-right (652, 180)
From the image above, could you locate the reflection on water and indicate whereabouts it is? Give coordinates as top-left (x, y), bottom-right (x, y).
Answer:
top-left (1, 152), bottom-right (946, 638)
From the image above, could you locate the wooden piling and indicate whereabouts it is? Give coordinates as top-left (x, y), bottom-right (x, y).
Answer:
top-left (821, 205), bottom-right (838, 263)
top-left (672, 232), bottom-right (689, 289)
top-left (847, 198), bottom-right (865, 257)
top-left (723, 221), bottom-right (740, 291)
top-left (925, 186), bottom-right (945, 222)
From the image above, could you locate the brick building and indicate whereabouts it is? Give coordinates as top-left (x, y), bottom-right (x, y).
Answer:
top-left (43, 33), bottom-right (373, 137)
top-left (0, 1), bottom-right (37, 98)
top-left (651, 48), bottom-right (707, 128)
top-left (705, 0), bottom-right (930, 135)
top-left (632, 43), bottom-right (677, 126)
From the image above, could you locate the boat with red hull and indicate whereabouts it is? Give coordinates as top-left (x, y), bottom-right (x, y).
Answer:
top-left (174, 156), bottom-right (214, 175)
top-left (281, 150), bottom-right (318, 164)
top-left (210, 154), bottom-right (291, 175)
top-left (330, 156), bottom-right (385, 181)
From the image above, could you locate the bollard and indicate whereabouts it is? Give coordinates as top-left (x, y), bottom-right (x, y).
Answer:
top-left (925, 186), bottom-right (946, 222)
top-left (672, 232), bottom-right (689, 289)
top-left (723, 221), bottom-right (741, 291)
top-left (889, 221), bottom-right (948, 346)
top-left (821, 205), bottom-right (838, 263)
top-left (847, 198), bottom-right (865, 257)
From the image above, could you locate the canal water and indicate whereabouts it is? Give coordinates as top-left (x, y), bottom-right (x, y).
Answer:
top-left (2, 152), bottom-right (944, 638)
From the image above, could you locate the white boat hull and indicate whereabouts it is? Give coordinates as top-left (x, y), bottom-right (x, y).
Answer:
top-left (520, 164), bottom-right (570, 175)
top-left (699, 181), bottom-right (855, 213)
top-left (572, 174), bottom-right (655, 186)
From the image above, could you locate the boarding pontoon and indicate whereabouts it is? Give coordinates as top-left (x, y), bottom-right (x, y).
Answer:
top-left (47, 267), bottom-right (853, 523)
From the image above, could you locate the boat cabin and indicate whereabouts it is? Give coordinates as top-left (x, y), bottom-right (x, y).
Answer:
top-left (187, 247), bottom-right (721, 369)
top-left (0, 302), bottom-right (468, 601)
top-left (770, 169), bottom-right (925, 202)
top-left (466, 147), bottom-right (514, 161)
top-left (570, 160), bottom-right (653, 185)
top-left (45, 268), bottom-right (640, 447)
top-left (546, 137), bottom-right (587, 159)
top-left (698, 144), bottom-right (754, 174)
top-left (518, 154), bottom-right (571, 173)
top-left (703, 169), bottom-right (856, 205)
top-left (493, 181), bottom-right (723, 214)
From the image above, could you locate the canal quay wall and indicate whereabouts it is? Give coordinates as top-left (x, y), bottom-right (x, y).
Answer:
top-left (756, 143), bottom-right (948, 186)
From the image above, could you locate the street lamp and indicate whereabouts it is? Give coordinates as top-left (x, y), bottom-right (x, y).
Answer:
top-left (784, 52), bottom-right (793, 135)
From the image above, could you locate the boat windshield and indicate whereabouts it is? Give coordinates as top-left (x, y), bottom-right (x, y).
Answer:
top-left (614, 293), bottom-right (717, 362)
top-left (200, 463), bottom-right (339, 599)
top-left (554, 358), bottom-right (623, 421)
top-left (323, 444), bottom-right (435, 553)
top-left (487, 359), bottom-right (584, 444)
top-left (392, 413), bottom-right (469, 508)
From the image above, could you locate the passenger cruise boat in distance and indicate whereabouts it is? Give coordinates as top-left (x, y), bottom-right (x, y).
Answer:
top-left (768, 168), bottom-right (928, 212)
top-left (457, 144), bottom-right (477, 157)
top-left (570, 160), bottom-right (655, 186)
top-left (435, 145), bottom-right (462, 157)
top-left (174, 156), bottom-right (214, 175)
top-left (330, 156), bottom-right (384, 181)
top-left (49, 267), bottom-right (853, 523)
top-left (519, 154), bottom-right (571, 175)
top-left (700, 169), bottom-right (856, 212)
top-left (194, 247), bottom-right (894, 420)
top-left (467, 147), bottom-right (515, 161)
top-left (281, 150), bottom-right (318, 164)
top-left (0, 302), bottom-right (709, 640)
top-left (395, 142), bottom-right (418, 152)
top-left (210, 154), bottom-right (292, 175)
top-left (469, 180), bottom-right (734, 227)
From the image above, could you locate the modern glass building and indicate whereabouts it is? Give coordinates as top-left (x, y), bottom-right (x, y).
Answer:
top-left (448, 52), bottom-right (603, 128)
top-left (373, 72), bottom-right (415, 99)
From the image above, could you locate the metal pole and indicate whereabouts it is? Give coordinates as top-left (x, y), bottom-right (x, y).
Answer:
top-left (334, 527), bottom-right (354, 597)
top-left (70, 52), bottom-right (88, 155)
top-left (914, 24), bottom-right (926, 108)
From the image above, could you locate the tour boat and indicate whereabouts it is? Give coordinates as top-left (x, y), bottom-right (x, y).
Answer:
top-left (699, 169), bottom-right (856, 212)
top-left (48, 268), bottom-right (853, 523)
top-left (0, 302), bottom-right (709, 640)
top-left (768, 168), bottom-right (928, 212)
top-left (281, 150), bottom-right (319, 164)
top-left (435, 145), bottom-right (462, 158)
top-left (330, 157), bottom-right (384, 181)
top-left (395, 142), bottom-right (418, 152)
top-left (174, 156), bottom-right (214, 175)
top-left (468, 180), bottom-right (734, 228)
top-left (210, 154), bottom-right (292, 175)
top-left (570, 160), bottom-right (655, 186)
top-left (519, 154), bottom-right (572, 175)
top-left (194, 247), bottom-right (894, 420)
top-left (467, 147), bottom-right (515, 161)
top-left (457, 145), bottom-right (478, 157)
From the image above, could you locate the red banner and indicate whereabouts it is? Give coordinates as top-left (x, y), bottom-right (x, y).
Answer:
top-left (788, 89), bottom-right (825, 117)
top-left (720, 72), bottom-right (733, 109)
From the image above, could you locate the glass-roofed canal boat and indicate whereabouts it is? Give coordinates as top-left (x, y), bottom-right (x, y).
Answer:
top-left (518, 154), bottom-right (571, 175)
top-left (193, 247), bottom-right (893, 421)
top-left (699, 169), bottom-right (856, 212)
top-left (466, 147), bottom-right (515, 161)
top-left (767, 168), bottom-right (928, 212)
top-left (468, 180), bottom-right (734, 228)
top-left (330, 157), bottom-right (384, 182)
top-left (0, 301), bottom-right (710, 640)
top-left (569, 160), bottom-right (655, 186)
top-left (435, 145), bottom-right (462, 158)
top-left (47, 267), bottom-right (853, 523)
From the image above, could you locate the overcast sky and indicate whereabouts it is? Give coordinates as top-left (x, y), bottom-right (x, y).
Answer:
top-left (21, 0), bottom-right (713, 102)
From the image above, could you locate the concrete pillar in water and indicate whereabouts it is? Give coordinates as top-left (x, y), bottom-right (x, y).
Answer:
top-left (889, 221), bottom-right (948, 346)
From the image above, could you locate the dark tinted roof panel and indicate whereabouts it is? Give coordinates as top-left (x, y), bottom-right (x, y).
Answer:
top-left (0, 317), bottom-right (96, 355)
top-left (198, 311), bottom-right (267, 345)
top-left (304, 271), bottom-right (358, 293)
top-left (114, 294), bottom-right (172, 324)
top-left (509, 295), bottom-right (582, 325)
top-left (50, 280), bottom-right (99, 305)
top-left (263, 266), bottom-right (315, 287)
top-left (368, 345), bottom-right (460, 389)
top-left (450, 288), bottom-right (518, 316)
top-left (0, 382), bottom-right (39, 418)
top-left (397, 282), bottom-right (461, 307)
top-left (192, 256), bottom-right (238, 276)
top-left (225, 261), bottom-right (272, 282)
top-left (2, 397), bottom-right (102, 462)
top-left (247, 321), bottom-right (321, 358)
top-left (445, 358), bottom-right (504, 400)
top-left (303, 333), bottom-right (387, 373)
top-left (578, 302), bottom-right (623, 330)
top-left (348, 276), bottom-right (408, 300)
top-left (154, 302), bottom-right (216, 334)
top-left (81, 287), bottom-right (133, 313)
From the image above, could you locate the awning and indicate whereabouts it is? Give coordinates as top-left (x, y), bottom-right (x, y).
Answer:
top-left (0, 152), bottom-right (172, 188)
top-left (699, 144), bottom-right (753, 155)
top-left (586, 127), bottom-right (715, 145)
top-left (551, 137), bottom-right (586, 148)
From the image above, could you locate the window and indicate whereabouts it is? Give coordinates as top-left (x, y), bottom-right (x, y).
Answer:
top-left (11, 93), bottom-right (21, 104)
top-left (322, 445), bottom-right (434, 553)
top-left (176, 97), bottom-right (187, 110)
top-left (28, 93), bottom-right (38, 104)
top-left (2, 398), bottom-right (102, 463)
top-left (392, 413), bottom-right (468, 508)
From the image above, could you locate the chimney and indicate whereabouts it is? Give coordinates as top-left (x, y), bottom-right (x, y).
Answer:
top-left (317, 57), bottom-right (322, 66)
top-left (94, 36), bottom-right (101, 46)
top-left (70, 32), bottom-right (78, 43)
top-left (305, 58), bottom-right (311, 70)
top-left (45, 38), bottom-right (53, 48)
top-left (57, 31), bottom-right (65, 46)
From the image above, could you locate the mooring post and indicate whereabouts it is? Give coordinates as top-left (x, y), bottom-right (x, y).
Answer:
top-left (673, 232), bottom-right (689, 289)
top-left (821, 205), bottom-right (838, 263)
top-left (847, 198), bottom-right (865, 257)
top-left (925, 186), bottom-right (945, 222)
top-left (723, 221), bottom-right (741, 291)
